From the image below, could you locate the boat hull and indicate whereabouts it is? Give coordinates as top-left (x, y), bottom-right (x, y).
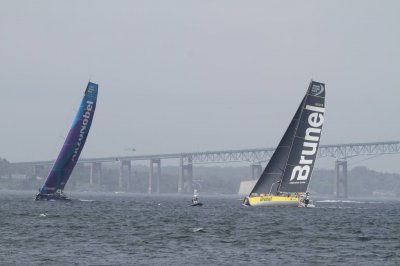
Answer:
top-left (298, 200), bottom-right (315, 208)
top-left (248, 195), bottom-right (299, 207)
top-left (35, 193), bottom-right (70, 201)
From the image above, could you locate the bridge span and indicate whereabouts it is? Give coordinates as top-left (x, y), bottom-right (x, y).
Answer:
top-left (10, 141), bottom-right (400, 197)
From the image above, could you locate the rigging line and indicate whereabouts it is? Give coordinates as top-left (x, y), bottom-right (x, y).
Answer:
top-left (348, 154), bottom-right (383, 166)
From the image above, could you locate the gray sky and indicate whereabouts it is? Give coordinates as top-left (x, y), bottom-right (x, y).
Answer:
top-left (1, 1), bottom-right (399, 172)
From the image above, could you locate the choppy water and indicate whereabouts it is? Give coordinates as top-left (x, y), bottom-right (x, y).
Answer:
top-left (1, 191), bottom-right (400, 265)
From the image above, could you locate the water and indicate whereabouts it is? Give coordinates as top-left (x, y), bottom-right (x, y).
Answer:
top-left (1, 191), bottom-right (399, 265)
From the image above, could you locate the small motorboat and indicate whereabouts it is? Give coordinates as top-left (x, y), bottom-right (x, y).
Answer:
top-left (298, 192), bottom-right (315, 208)
top-left (298, 200), bottom-right (315, 208)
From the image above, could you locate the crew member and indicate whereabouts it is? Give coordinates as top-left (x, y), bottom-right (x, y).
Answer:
top-left (243, 196), bottom-right (250, 206)
top-left (304, 192), bottom-right (310, 205)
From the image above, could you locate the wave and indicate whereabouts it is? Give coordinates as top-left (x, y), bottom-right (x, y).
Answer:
top-left (316, 200), bottom-right (364, 203)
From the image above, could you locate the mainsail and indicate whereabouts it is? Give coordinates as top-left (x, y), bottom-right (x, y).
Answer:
top-left (36, 82), bottom-right (98, 199)
top-left (249, 81), bottom-right (325, 196)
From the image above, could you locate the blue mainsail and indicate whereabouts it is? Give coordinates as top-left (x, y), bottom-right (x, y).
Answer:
top-left (36, 82), bottom-right (98, 200)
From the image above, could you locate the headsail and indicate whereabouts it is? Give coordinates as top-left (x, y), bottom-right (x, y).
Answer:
top-left (250, 97), bottom-right (305, 196)
top-left (249, 81), bottom-right (325, 196)
top-left (37, 82), bottom-right (98, 199)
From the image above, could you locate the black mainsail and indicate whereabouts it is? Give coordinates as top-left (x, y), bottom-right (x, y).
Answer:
top-left (249, 81), bottom-right (325, 196)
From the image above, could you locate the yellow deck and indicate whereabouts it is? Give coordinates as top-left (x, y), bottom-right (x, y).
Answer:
top-left (248, 195), bottom-right (299, 207)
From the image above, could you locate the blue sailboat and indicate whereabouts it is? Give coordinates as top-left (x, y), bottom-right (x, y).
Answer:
top-left (35, 82), bottom-right (98, 200)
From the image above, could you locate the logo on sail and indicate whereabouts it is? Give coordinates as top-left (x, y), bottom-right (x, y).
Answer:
top-left (87, 85), bottom-right (96, 94)
top-left (289, 104), bottom-right (325, 182)
top-left (71, 100), bottom-right (94, 162)
top-left (310, 84), bottom-right (324, 96)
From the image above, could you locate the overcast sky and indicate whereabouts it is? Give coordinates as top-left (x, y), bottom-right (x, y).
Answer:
top-left (1, 1), bottom-right (399, 172)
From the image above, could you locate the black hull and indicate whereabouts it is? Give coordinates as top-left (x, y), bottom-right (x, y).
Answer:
top-left (35, 193), bottom-right (70, 201)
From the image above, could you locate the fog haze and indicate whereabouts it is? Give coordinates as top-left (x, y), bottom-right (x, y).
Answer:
top-left (1, 1), bottom-right (399, 171)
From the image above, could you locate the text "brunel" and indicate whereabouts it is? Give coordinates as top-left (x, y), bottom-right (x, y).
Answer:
top-left (290, 104), bottom-right (325, 182)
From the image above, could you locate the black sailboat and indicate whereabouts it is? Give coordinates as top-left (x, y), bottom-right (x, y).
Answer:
top-left (245, 81), bottom-right (325, 207)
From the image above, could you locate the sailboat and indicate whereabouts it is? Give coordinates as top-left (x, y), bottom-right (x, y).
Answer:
top-left (35, 82), bottom-right (98, 200)
top-left (190, 189), bottom-right (203, 206)
top-left (244, 80), bottom-right (325, 207)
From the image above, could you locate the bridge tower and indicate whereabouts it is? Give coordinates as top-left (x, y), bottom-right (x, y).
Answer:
top-left (34, 165), bottom-right (45, 179)
top-left (149, 159), bottom-right (161, 193)
top-left (250, 164), bottom-right (263, 180)
top-left (335, 159), bottom-right (348, 198)
top-left (89, 162), bottom-right (102, 185)
top-left (178, 156), bottom-right (193, 193)
top-left (119, 160), bottom-right (132, 190)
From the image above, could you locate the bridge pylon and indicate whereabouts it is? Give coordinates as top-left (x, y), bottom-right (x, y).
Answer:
top-left (178, 156), bottom-right (193, 193)
top-left (34, 165), bottom-right (45, 179)
top-left (119, 160), bottom-right (132, 190)
top-left (89, 162), bottom-right (102, 185)
top-left (250, 164), bottom-right (263, 180)
top-left (149, 159), bottom-right (161, 193)
top-left (335, 159), bottom-right (348, 198)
